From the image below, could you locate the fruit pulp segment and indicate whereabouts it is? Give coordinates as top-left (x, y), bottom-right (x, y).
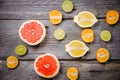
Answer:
top-left (21, 22), bottom-right (43, 43)
top-left (36, 55), bottom-right (57, 76)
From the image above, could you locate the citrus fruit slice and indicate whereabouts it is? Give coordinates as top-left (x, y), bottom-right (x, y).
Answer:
top-left (49, 10), bottom-right (62, 24)
top-left (62, 0), bottom-right (74, 12)
top-left (7, 56), bottom-right (19, 69)
top-left (65, 40), bottom-right (89, 58)
top-left (100, 30), bottom-right (111, 42)
top-left (15, 44), bottom-right (27, 56)
top-left (73, 11), bottom-right (98, 28)
top-left (81, 29), bottom-right (94, 43)
top-left (96, 48), bottom-right (110, 63)
top-left (34, 53), bottom-right (60, 78)
top-left (67, 67), bottom-right (78, 80)
top-left (19, 20), bottom-right (46, 46)
top-left (106, 10), bottom-right (119, 25)
top-left (54, 28), bottom-right (66, 40)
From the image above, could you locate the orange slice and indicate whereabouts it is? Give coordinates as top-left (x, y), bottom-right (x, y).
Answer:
top-left (96, 48), bottom-right (110, 63)
top-left (81, 29), bottom-right (94, 43)
top-left (49, 10), bottom-right (62, 25)
top-left (67, 67), bottom-right (78, 80)
top-left (106, 10), bottom-right (119, 25)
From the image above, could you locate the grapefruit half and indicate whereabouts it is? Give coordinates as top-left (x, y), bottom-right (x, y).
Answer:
top-left (19, 20), bottom-right (46, 46)
top-left (34, 53), bottom-right (60, 78)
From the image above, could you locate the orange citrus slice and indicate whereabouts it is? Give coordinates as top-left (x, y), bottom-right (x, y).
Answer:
top-left (67, 67), bottom-right (78, 80)
top-left (49, 10), bottom-right (62, 25)
top-left (106, 10), bottom-right (119, 25)
top-left (73, 11), bottom-right (98, 28)
top-left (65, 40), bottom-right (89, 58)
top-left (96, 48), bottom-right (110, 63)
top-left (81, 29), bottom-right (94, 43)
top-left (6, 56), bottom-right (19, 69)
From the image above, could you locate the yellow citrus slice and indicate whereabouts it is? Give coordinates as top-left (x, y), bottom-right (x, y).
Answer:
top-left (6, 56), bottom-right (19, 69)
top-left (96, 48), bottom-right (110, 63)
top-left (73, 11), bottom-right (98, 28)
top-left (67, 67), bottom-right (78, 80)
top-left (81, 29), bottom-right (94, 43)
top-left (106, 10), bottom-right (119, 25)
top-left (49, 10), bottom-right (62, 25)
top-left (65, 40), bottom-right (89, 58)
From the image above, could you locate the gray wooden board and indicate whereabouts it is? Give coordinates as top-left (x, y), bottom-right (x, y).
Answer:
top-left (0, 19), bottom-right (120, 59)
top-left (0, 0), bottom-right (120, 19)
top-left (0, 60), bottom-right (120, 80)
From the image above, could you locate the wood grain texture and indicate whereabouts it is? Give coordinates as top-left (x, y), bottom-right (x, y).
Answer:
top-left (0, 60), bottom-right (120, 80)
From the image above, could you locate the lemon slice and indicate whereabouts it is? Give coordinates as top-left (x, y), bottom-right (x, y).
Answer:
top-left (73, 11), bottom-right (98, 28)
top-left (65, 40), bottom-right (89, 58)
top-left (54, 28), bottom-right (66, 40)
top-left (15, 44), bottom-right (27, 56)
top-left (62, 0), bottom-right (74, 12)
top-left (67, 67), bottom-right (78, 80)
top-left (100, 30), bottom-right (111, 42)
top-left (7, 56), bottom-right (19, 69)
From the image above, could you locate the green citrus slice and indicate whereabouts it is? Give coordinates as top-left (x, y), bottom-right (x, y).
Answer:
top-left (100, 30), bottom-right (111, 42)
top-left (15, 44), bottom-right (27, 56)
top-left (7, 56), bottom-right (19, 69)
top-left (54, 28), bottom-right (66, 40)
top-left (62, 0), bottom-right (73, 12)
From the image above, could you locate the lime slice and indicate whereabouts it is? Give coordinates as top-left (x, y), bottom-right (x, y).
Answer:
top-left (54, 28), bottom-right (66, 40)
top-left (15, 44), bottom-right (27, 56)
top-left (100, 30), bottom-right (111, 42)
top-left (7, 56), bottom-right (19, 69)
top-left (62, 0), bottom-right (73, 12)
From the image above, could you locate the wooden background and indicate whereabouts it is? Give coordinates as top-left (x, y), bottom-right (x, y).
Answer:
top-left (0, 0), bottom-right (120, 80)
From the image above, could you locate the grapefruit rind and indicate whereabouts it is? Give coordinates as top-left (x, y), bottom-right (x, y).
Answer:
top-left (19, 20), bottom-right (46, 46)
top-left (34, 53), bottom-right (60, 78)
top-left (65, 40), bottom-right (89, 58)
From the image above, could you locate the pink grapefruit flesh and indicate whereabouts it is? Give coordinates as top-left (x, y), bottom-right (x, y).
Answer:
top-left (34, 53), bottom-right (60, 78)
top-left (19, 20), bottom-right (46, 46)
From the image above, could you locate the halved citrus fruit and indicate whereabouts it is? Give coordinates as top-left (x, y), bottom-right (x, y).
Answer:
top-left (96, 48), bottom-right (110, 63)
top-left (106, 10), bottom-right (119, 25)
top-left (34, 53), bottom-right (60, 78)
top-left (73, 11), bottom-right (98, 28)
top-left (54, 28), bottom-right (66, 40)
top-left (49, 10), bottom-right (62, 24)
top-left (19, 20), bottom-right (46, 46)
top-left (62, 0), bottom-right (74, 12)
top-left (7, 56), bottom-right (19, 69)
top-left (100, 30), bottom-right (111, 42)
top-left (65, 40), bottom-right (89, 58)
top-left (81, 29), bottom-right (94, 43)
top-left (15, 44), bottom-right (27, 56)
top-left (67, 67), bottom-right (78, 80)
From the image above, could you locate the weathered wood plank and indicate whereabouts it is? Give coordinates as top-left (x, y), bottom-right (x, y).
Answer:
top-left (0, 19), bottom-right (120, 59)
top-left (0, 60), bottom-right (120, 80)
top-left (0, 0), bottom-right (120, 19)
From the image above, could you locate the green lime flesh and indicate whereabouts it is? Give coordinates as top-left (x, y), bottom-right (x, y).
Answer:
top-left (62, 0), bottom-right (73, 12)
top-left (15, 44), bottom-right (27, 56)
top-left (100, 30), bottom-right (111, 42)
top-left (54, 28), bottom-right (66, 40)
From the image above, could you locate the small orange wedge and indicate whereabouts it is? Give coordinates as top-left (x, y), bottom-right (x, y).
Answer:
top-left (81, 29), bottom-right (94, 43)
top-left (96, 48), bottom-right (110, 63)
top-left (49, 10), bottom-right (62, 25)
top-left (106, 10), bottom-right (119, 25)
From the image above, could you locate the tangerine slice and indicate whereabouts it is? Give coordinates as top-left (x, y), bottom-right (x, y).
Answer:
top-left (81, 29), bottom-right (94, 43)
top-left (7, 56), bottom-right (19, 69)
top-left (15, 44), bottom-right (27, 56)
top-left (49, 10), bottom-right (62, 24)
top-left (96, 48), bottom-right (110, 63)
top-left (106, 10), bottom-right (119, 25)
top-left (100, 30), bottom-right (111, 42)
top-left (62, 0), bottom-right (74, 12)
top-left (67, 67), bottom-right (78, 80)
